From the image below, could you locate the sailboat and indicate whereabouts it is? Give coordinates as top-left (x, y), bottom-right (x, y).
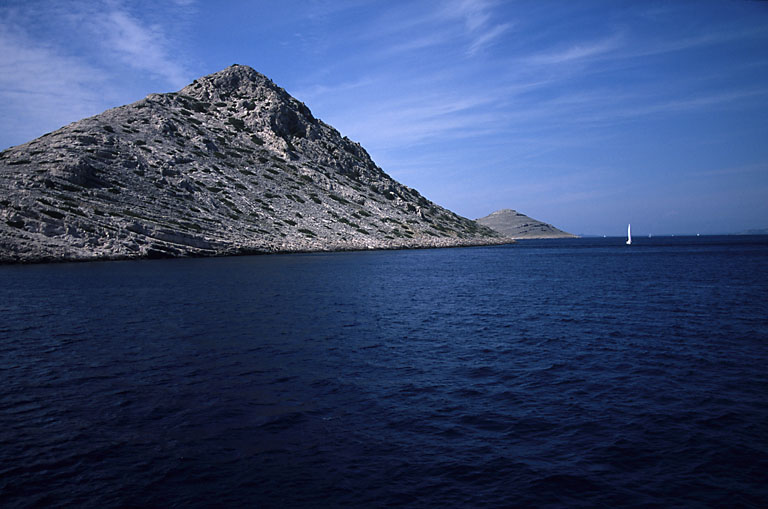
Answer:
top-left (626, 224), bottom-right (632, 245)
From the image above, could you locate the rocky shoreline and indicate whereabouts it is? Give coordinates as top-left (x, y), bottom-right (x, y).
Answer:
top-left (0, 236), bottom-right (514, 265)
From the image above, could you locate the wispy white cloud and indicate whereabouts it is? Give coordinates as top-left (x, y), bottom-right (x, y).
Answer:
top-left (624, 27), bottom-right (768, 60)
top-left (693, 161), bottom-right (768, 178)
top-left (340, 94), bottom-right (501, 149)
top-left (0, 24), bottom-right (110, 147)
top-left (0, 0), bottom-right (195, 148)
top-left (441, 0), bottom-right (511, 55)
top-left (382, 31), bottom-right (455, 55)
top-left (571, 88), bottom-right (768, 126)
top-left (91, 7), bottom-right (191, 88)
top-left (361, 0), bottom-right (510, 58)
top-left (451, 0), bottom-right (493, 31)
top-left (525, 35), bottom-right (622, 65)
top-left (291, 76), bottom-right (378, 105)
top-left (467, 22), bottom-right (511, 56)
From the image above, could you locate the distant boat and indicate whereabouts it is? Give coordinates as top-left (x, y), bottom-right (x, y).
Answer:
top-left (626, 224), bottom-right (632, 245)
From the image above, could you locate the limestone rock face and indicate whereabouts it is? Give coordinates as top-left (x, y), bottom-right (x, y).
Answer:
top-left (0, 65), bottom-right (508, 263)
top-left (476, 209), bottom-right (575, 239)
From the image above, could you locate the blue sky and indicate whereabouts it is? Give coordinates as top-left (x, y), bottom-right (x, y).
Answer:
top-left (1, 0), bottom-right (767, 235)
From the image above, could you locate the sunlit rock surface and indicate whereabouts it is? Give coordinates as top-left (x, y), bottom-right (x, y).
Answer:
top-left (0, 65), bottom-right (509, 263)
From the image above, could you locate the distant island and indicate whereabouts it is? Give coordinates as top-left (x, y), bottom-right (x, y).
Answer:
top-left (0, 65), bottom-right (513, 263)
top-left (737, 228), bottom-right (768, 236)
top-left (476, 209), bottom-right (576, 239)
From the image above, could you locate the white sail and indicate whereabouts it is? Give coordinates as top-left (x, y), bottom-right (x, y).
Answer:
top-left (626, 224), bottom-right (632, 245)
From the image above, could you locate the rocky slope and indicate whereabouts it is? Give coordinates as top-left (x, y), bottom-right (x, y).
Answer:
top-left (476, 209), bottom-right (576, 238)
top-left (0, 65), bottom-right (509, 263)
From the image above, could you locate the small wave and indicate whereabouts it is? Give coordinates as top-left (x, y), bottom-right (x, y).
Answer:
top-left (256, 410), bottom-right (307, 432)
top-left (458, 412), bottom-right (512, 433)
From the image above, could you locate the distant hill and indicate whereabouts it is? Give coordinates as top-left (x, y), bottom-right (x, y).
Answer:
top-left (737, 228), bottom-right (768, 235)
top-left (476, 209), bottom-right (576, 239)
top-left (0, 65), bottom-right (509, 263)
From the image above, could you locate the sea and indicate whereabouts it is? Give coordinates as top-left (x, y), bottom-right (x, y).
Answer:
top-left (1, 235), bottom-right (767, 508)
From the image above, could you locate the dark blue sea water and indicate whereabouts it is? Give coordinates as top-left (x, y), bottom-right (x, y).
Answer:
top-left (1, 236), bottom-right (767, 508)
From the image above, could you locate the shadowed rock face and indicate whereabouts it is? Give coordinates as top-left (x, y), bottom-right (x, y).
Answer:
top-left (0, 65), bottom-right (508, 263)
top-left (476, 209), bottom-right (576, 239)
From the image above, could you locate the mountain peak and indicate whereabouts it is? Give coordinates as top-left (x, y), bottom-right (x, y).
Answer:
top-left (199, 64), bottom-right (271, 88)
top-left (181, 64), bottom-right (280, 100)
top-left (477, 209), bottom-right (575, 239)
top-left (175, 64), bottom-right (318, 144)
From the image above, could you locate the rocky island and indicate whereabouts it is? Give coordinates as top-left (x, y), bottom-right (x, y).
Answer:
top-left (0, 65), bottom-right (510, 263)
top-left (476, 209), bottom-right (575, 238)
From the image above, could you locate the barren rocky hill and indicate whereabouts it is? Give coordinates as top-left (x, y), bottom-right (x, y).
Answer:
top-left (0, 65), bottom-right (508, 263)
top-left (476, 209), bottom-right (575, 238)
